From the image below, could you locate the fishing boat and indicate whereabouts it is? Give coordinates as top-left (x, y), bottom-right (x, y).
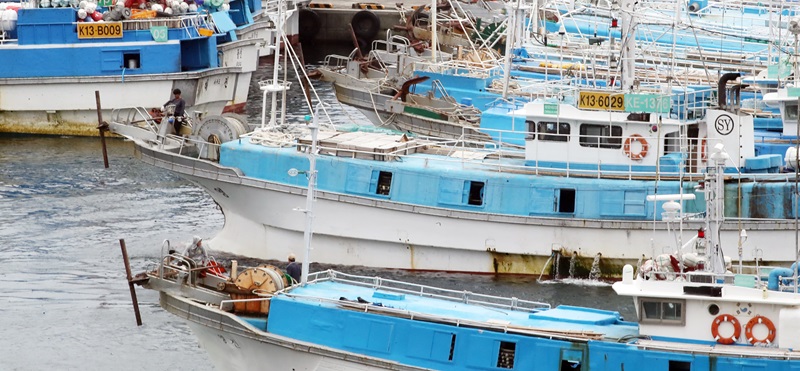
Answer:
top-left (317, 54), bottom-right (487, 141)
top-left (0, 0), bottom-right (267, 136)
top-left (108, 58), bottom-right (800, 277)
top-left (129, 144), bottom-right (800, 370)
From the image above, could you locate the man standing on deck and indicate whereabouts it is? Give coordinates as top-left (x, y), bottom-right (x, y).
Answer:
top-left (286, 253), bottom-right (301, 284)
top-left (164, 88), bottom-right (186, 135)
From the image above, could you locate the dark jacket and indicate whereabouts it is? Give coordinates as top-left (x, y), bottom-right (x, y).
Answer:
top-left (165, 97), bottom-right (186, 116)
top-left (286, 262), bottom-right (301, 283)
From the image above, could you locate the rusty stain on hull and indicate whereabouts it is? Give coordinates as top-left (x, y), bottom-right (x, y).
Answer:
top-left (490, 250), bottom-right (629, 279)
top-left (0, 117), bottom-right (105, 137)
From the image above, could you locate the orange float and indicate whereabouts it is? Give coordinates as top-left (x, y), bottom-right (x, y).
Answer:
top-left (623, 134), bottom-right (649, 160)
top-left (710, 314), bottom-right (741, 345)
top-left (744, 315), bottom-right (776, 345)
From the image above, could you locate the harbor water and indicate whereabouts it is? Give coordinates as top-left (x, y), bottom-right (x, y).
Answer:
top-left (0, 75), bottom-right (634, 370)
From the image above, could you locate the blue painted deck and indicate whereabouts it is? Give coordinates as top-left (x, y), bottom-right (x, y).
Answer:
top-left (254, 279), bottom-right (800, 370)
top-left (282, 281), bottom-right (636, 340)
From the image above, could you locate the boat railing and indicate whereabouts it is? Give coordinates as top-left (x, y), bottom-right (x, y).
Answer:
top-left (219, 295), bottom-right (273, 311)
top-left (110, 106), bottom-right (161, 134)
top-left (302, 270), bottom-right (552, 312)
top-left (322, 54), bottom-right (350, 73)
top-left (154, 253), bottom-right (207, 286)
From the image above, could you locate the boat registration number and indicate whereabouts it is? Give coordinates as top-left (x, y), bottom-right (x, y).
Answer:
top-left (77, 23), bottom-right (123, 39)
top-left (578, 91), bottom-right (625, 111)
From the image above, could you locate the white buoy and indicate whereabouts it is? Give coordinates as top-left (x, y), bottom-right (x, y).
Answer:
top-left (151, 3), bottom-right (163, 11)
top-left (188, 3), bottom-right (197, 12)
top-left (622, 264), bottom-right (634, 284)
top-left (164, 7), bottom-right (173, 14)
top-left (220, 3), bottom-right (229, 10)
top-left (3, 7), bottom-right (18, 32)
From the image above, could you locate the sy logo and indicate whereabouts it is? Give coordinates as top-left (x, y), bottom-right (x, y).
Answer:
top-left (714, 114), bottom-right (735, 136)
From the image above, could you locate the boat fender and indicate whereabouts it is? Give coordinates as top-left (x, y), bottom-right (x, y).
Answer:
top-left (623, 134), bottom-right (648, 160)
top-left (298, 8), bottom-right (321, 43)
top-left (710, 314), bottom-right (741, 345)
top-left (744, 315), bottom-right (776, 345)
top-left (767, 267), bottom-right (794, 291)
top-left (351, 10), bottom-right (380, 40)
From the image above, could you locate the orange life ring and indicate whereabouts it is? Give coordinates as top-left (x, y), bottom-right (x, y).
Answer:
top-left (623, 134), bottom-right (649, 160)
top-left (744, 315), bottom-right (776, 345)
top-left (710, 314), bottom-right (741, 345)
top-left (700, 136), bottom-right (707, 161)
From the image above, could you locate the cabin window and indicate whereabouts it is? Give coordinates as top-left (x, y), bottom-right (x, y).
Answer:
top-left (557, 188), bottom-right (575, 213)
top-left (525, 120), bottom-right (536, 140)
top-left (376, 171), bottom-right (392, 196)
top-left (123, 52), bottom-right (141, 69)
top-left (786, 103), bottom-right (798, 120)
top-left (639, 298), bottom-right (685, 325)
top-left (468, 181), bottom-right (485, 206)
top-left (496, 341), bottom-right (515, 369)
top-left (669, 360), bottom-right (691, 371)
top-left (537, 121), bottom-right (570, 142)
top-left (578, 124), bottom-right (622, 149)
top-left (561, 360), bottom-right (582, 371)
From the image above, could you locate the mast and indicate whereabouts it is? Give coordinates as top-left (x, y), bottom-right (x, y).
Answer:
top-left (260, 0), bottom-right (290, 129)
top-left (705, 144), bottom-right (729, 274)
top-left (502, 0), bottom-right (526, 99)
top-left (618, 0), bottom-right (636, 92)
top-left (431, 0), bottom-right (437, 64)
top-left (300, 107), bottom-right (320, 285)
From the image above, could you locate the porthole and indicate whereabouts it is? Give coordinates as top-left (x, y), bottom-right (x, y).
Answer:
top-left (708, 304), bottom-right (719, 315)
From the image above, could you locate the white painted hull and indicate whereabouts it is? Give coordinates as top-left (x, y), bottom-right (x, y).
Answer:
top-left (236, 21), bottom-right (276, 58)
top-left (0, 68), bottom-right (242, 136)
top-left (219, 39), bottom-right (261, 113)
top-left (186, 322), bottom-right (394, 371)
top-left (158, 292), bottom-right (421, 371)
top-left (125, 145), bottom-right (793, 276)
top-left (200, 177), bottom-right (793, 274)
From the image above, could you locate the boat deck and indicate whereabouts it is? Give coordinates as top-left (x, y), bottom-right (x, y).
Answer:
top-left (280, 279), bottom-right (639, 341)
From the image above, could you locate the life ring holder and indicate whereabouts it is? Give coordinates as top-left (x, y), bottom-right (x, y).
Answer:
top-left (623, 134), bottom-right (649, 160)
top-left (744, 315), bottom-right (776, 345)
top-left (711, 314), bottom-right (741, 345)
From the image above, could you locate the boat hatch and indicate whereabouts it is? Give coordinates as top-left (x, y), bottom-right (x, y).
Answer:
top-left (468, 181), bottom-right (484, 206)
top-left (669, 360), bottom-right (691, 371)
top-left (639, 298), bottom-right (686, 325)
top-left (376, 171), bottom-right (392, 195)
top-left (496, 341), bottom-right (515, 369)
top-left (557, 189), bottom-right (576, 213)
top-left (560, 349), bottom-right (583, 371)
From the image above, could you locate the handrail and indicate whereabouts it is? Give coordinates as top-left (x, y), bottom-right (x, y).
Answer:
top-left (293, 270), bottom-right (552, 312)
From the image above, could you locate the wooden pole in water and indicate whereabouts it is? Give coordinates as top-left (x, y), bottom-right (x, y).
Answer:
top-left (119, 238), bottom-right (143, 326)
top-left (95, 90), bottom-right (110, 169)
